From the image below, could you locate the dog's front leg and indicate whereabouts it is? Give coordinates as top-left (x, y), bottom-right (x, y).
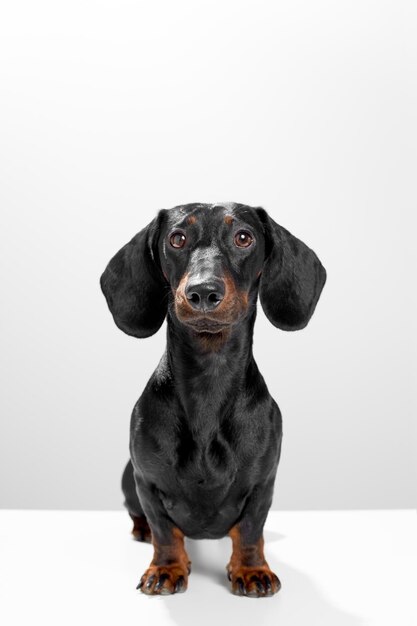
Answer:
top-left (227, 483), bottom-right (281, 597)
top-left (134, 475), bottom-right (191, 595)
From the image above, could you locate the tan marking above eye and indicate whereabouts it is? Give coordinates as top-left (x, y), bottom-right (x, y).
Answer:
top-left (224, 215), bottom-right (234, 225)
top-left (187, 215), bottom-right (197, 225)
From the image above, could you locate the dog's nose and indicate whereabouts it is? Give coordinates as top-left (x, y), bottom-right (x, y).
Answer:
top-left (186, 279), bottom-right (225, 311)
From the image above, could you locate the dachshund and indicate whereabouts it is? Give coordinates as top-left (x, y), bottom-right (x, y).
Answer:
top-left (100, 202), bottom-right (326, 597)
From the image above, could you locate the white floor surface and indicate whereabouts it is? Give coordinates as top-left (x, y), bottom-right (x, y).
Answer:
top-left (0, 509), bottom-right (415, 626)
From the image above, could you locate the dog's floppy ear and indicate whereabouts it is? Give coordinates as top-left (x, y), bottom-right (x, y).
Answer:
top-left (100, 211), bottom-right (167, 338)
top-left (256, 208), bottom-right (326, 331)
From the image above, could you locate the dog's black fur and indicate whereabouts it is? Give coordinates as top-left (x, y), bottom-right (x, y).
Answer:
top-left (101, 202), bottom-right (326, 597)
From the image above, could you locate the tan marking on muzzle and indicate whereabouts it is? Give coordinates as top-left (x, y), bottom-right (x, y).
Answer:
top-left (174, 271), bottom-right (249, 326)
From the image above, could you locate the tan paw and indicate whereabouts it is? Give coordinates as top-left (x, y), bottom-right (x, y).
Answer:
top-left (137, 563), bottom-right (190, 595)
top-left (227, 564), bottom-right (281, 597)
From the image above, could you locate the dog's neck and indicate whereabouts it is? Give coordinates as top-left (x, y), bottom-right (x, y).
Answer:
top-left (159, 309), bottom-right (258, 428)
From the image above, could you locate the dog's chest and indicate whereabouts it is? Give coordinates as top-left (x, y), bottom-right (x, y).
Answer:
top-left (178, 434), bottom-right (237, 483)
top-left (158, 436), bottom-right (244, 538)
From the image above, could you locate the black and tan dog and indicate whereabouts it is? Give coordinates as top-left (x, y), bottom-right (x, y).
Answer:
top-left (100, 202), bottom-right (326, 597)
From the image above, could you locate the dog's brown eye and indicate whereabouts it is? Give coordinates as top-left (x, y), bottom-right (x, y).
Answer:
top-left (170, 232), bottom-right (186, 249)
top-left (234, 230), bottom-right (253, 248)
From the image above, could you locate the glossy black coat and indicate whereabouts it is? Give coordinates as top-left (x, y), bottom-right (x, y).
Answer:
top-left (102, 203), bottom-right (326, 544)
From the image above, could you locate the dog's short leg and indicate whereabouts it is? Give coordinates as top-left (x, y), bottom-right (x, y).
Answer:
top-left (121, 460), bottom-right (152, 542)
top-left (227, 526), bottom-right (281, 597)
top-left (226, 484), bottom-right (281, 597)
top-left (137, 526), bottom-right (191, 595)
top-left (133, 474), bottom-right (191, 595)
top-left (129, 512), bottom-right (152, 543)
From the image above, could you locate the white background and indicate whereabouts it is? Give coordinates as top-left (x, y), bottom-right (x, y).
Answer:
top-left (0, 0), bottom-right (416, 511)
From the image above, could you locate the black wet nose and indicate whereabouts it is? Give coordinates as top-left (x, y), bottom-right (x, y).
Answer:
top-left (185, 279), bottom-right (225, 311)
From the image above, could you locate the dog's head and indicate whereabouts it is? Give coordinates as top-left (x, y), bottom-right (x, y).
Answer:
top-left (100, 203), bottom-right (326, 345)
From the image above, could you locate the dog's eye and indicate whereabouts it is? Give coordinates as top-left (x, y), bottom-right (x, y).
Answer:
top-left (234, 230), bottom-right (253, 248)
top-left (169, 231), bottom-right (186, 249)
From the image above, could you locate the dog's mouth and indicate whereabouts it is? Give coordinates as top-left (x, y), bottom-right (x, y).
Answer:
top-left (185, 318), bottom-right (231, 334)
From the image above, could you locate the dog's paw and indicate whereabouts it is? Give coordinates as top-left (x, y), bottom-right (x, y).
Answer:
top-left (136, 563), bottom-right (190, 595)
top-left (226, 564), bottom-right (281, 597)
top-left (130, 514), bottom-right (152, 543)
